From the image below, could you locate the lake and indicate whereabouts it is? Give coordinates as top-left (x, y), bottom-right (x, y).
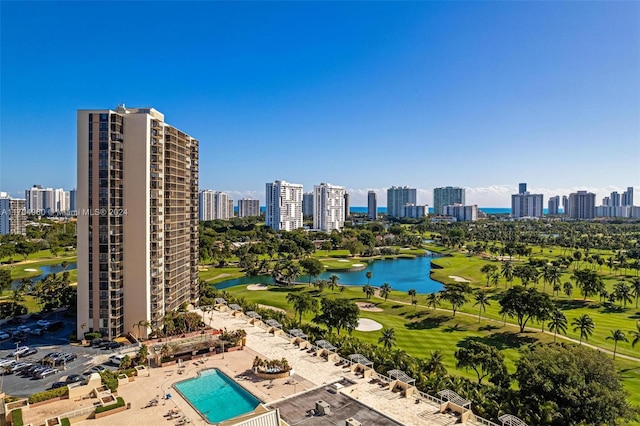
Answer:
top-left (11, 263), bottom-right (77, 289)
top-left (215, 255), bottom-right (444, 293)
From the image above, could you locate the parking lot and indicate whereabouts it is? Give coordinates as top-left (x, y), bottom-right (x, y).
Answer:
top-left (0, 312), bottom-right (122, 397)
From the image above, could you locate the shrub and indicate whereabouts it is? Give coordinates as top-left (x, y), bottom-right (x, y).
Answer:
top-left (119, 367), bottom-right (136, 377)
top-left (99, 370), bottom-right (119, 392)
top-left (61, 418), bottom-right (71, 426)
top-left (84, 331), bottom-right (102, 340)
top-left (95, 397), bottom-right (125, 414)
top-left (28, 386), bottom-right (69, 404)
top-left (12, 408), bottom-right (23, 426)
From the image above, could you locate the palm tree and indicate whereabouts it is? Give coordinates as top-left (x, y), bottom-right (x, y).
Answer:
top-left (365, 271), bottom-right (373, 285)
top-left (631, 278), bottom-right (640, 308)
top-left (614, 282), bottom-right (633, 308)
top-left (563, 281), bottom-right (573, 298)
top-left (606, 329), bottom-right (628, 360)
top-left (572, 314), bottom-right (595, 344)
top-left (547, 309), bottom-right (567, 343)
top-left (473, 291), bottom-right (490, 323)
top-left (425, 350), bottom-right (447, 376)
top-left (426, 293), bottom-right (440, 310)
top-left (379, 283), bottom-right (392, 301)
top-left (378, 328), bottom-right (396, 351)
top-left (407, 288), bottom-right (417, 305)
top-left (362, 284), bottom-right (375, 300)
top-left (631, 322), bottom-right (640, 348)
top-left (501, 261), bottom-right (514, 287)
top-left (480, 264), bottom-right (497, 286)
top-left (490, 272), bottom-right (500, 288)
top-left (328, 274), bottom-right (339, 292)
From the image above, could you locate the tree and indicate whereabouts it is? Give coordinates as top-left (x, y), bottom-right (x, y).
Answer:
top-left (473, 290), bottom-right (490, 323)
top-left (362, 284), bottom-right (375, 299)
top-left (313, 298), bottom-right (359, 335)
top-left (490, 271), bottom-right (501, 288)
top-left (365, 271), bottom-right (373, 285)
top-left (440, 283), bottom-right (469, 317)
top-left (606, 329), bottom-right (628, 360)
top-left (425, 293), bottom-right (440, 310)
top-left (563, 281), bottom-right (573, 298)
top-left (454, 340), bottom-right (507, 385)
top-left (499, 286), bottom-right (554, 333)
top-left (286, 293), bottom-right (319, 323)
top-left (631, 321), bottom-right (640, 348)
top-left (133, 320), bottom-right (151, 340)
top-left (480, 264), bottom-right (498, 286)
top-left (379, 283), bottom-right (392, 301)
top-left (572, 269), bottom-right (603, 300)
top-left (572, 314), bottom-right (595, 344)
top-left (547, 309), bottom-right (567, 343)
top-left (425, 350), bottom-right (447, 376)
top-left (613, 282), bottom-right (633, 308)
top-left (328, 274), bottom-right (339, 292)
top-left (299, 258), bottom-right (324, 285)
top-left (0, 269), bottom-right (11, 292)
top-left (501, 261), bottom-right (514, 287)
top-left (378, 328), bottom-right (396, 351)
top-left (515, 344), bottom-right (632, 426)
top-left (407, 288), bottom-right (416, 304)
top-left (631, 278), bottom-right (640, 308)
top-left (137, 344), bottom-right (149, 363)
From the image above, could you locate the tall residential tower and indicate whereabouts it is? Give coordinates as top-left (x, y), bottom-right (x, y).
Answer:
top-left (387, 186), bottom-right (417, 218)
top-left (77, 106), bottom-right (199, 339)
top-left (367, 191), bottom-right (378, 220)
top-left (433, 187), bottom-right (465, 216)
top-left (265, 180), bottom-right (303, 231)
top-left (313, 183), bottom-right (345, 232)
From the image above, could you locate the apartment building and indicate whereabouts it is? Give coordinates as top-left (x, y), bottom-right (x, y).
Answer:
top-left (387, 186), bottom-right (417, 218)
top-left (313, 183), bottom-right (346, 232)
top-left (265, 180), bottom-right (303, 231)
top-left (238, 198), bottom-right (260, 218)
top-left (198, 190), bottom-right (231, 220)
top-left (433, 187), bottom-right (465, 216)
top-left (0, 193), bottom-right (26, 235)
top-left (368, 191), bottom-right (378, 220)
top-left (77, 105), bottom-right (199, 339)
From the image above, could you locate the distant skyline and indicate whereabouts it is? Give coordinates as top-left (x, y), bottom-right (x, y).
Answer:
top-left (1, 2), bottom-right (638, 206)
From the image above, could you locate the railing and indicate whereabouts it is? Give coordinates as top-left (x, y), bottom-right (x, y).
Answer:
top-left (58, 405), bottom-right (96, 420)
top-left (472, 415), bottom-right (500, 426)
top-left (418, 390), bottom-right (442, 405)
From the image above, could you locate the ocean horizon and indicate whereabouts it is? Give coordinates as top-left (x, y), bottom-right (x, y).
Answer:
top-left (248, 206), bottom-right (556, 214)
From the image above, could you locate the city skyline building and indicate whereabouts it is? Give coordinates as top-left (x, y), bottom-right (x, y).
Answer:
top-left (568, 190), bottom-right (596, 219)
top-left (433, 187), bottom-right (465, 216)
top-left (302, 192), bottom-right (314, 217)
top-left (511, 190), bottom-right (544, 218)
top-left (237, 198), bottom-right (260, 218)
top-left (367, 191), bottom-right (378, 220)
top-left (265, 180), bottom-right (303, 231)
top-left (622, 186), bottom-right (634, 206)
top-left (198, 190), bottom-right (231, 220)
top-left (313, 183), bottom-right (346, 232)
top-left (344, 192), bottom-right (350, 220)
top-left (25, 185), bottom-right (71, 214)
top-left (548, 195), bottom-right (560, 215)
top-left (399, 204), bottom-right (428, 219)
top-left (76, 105), bottom-right (199, 339)
top-left (519, 183), bottom-right (527, 194)
top-left (443, 204), bottom-right (478, 222)
top-left (0, 193), bottom-right (26, 235)
top-left (387, 186), bottom-right (417, 218)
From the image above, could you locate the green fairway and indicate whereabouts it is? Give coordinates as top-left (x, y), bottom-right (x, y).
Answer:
top-left (216, 282), bottom-right (640, 406)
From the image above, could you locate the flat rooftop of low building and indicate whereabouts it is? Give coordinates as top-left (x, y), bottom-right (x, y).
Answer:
top-left (268, 385), bottom-right (402, 426)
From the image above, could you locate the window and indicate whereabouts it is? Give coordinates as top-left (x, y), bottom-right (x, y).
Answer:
top-left (99, 113), bottom-right (108, 122)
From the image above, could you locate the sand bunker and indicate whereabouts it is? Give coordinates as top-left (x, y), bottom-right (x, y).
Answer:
top-left (337, 259), bottom-right (349, 262)
top-left (449, 275), bottom-right (470, 283)
top-left (24, 268), bottom-right (38, 272)
top-left (258, 304), bottom-right (286, 314)
top-left (357, 302), bottom-right (383, 312)
top-left (247, 284), bottom-right (268, 291)
top-left (351, 263), bottom-right (365, 267)
top-left (355, 318), bottom-right (383, 332)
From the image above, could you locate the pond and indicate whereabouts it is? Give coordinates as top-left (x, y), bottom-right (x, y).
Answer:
top-left (11, 263), bottom-right (77, 289)
top-left (215, 255), bottom-right (444, 293)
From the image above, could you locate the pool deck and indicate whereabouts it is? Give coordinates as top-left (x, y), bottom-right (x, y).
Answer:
top-left (75, 308), bottom-right (476, 426)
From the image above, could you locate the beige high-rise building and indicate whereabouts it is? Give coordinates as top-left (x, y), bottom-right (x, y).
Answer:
top-left (77, 105), bottom-right (199, 339)
top-left (313, 183), bottom-right (345, 232)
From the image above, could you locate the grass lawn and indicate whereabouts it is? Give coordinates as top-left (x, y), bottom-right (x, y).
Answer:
top-left (2, 256), bottom-right (78, 281)
top-left (217, 282), bottom-right (640, 407)
top-left (0, 249), bottom-right (77, 264)
top-left (198, 266), bottom-right (244, 284)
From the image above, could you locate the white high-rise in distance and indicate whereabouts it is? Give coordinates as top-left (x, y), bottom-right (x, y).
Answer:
top-left (313, 183), bottom-right (345, 232)
top-left (265, 180), bottom-right (303, 231)
top-left (77, 106), bottom-right (199, 339)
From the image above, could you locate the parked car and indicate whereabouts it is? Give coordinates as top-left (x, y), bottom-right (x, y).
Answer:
top-left (10, 362), bottom-right (32, 373)
top-left (50, 382), bottom-right (67, 389)
top-left (0, 332), bottom-right (10, 340)
top-left (36, 320), bottom-right (50, 328)
top-left (9, 346), bottom-right (30, 357)
top-left (108, 354), bottom-right (126, 366)
top-left (0, 360), bottom-right (16, 371)
top-left (66, 374), bottom-right (83, 383)
top-left (89, 365), bottom-right (107, 373)
top-left (36, 368), bottom-right (58, 379)
top-left (17, 326), bottom-right (31, 333)
top-left (91, 338), bottom-right (105, 347)
top-left (23, 348), bottom-right (38, 357)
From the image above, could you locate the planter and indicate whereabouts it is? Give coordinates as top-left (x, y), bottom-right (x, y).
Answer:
top-left (254, 370), bottom-right (291, 380)
top-left (29, 396), bottom-right (65, 408)
top-left (94, 405), bottom-right (127, 419)
top-left (226, 346), bottom-right (241, 353)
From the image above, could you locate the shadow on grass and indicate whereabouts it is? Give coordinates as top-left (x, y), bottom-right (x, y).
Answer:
top-left (457, 332), bottom-right (537, 350)
top-left (270, 286), bottom-right (303, 294)
top-left (628, 312), bottom-right (640, 320)
top-left (478, 324), bottom-right (501, 332)
top-left (556, 300), bottom-right (590, 310)
top-left (406, 310), bottom-right (430, 320)
top-left (443, 323), bottom-right (466, 333)
top-left (601, 304), bottom-right (625, 314)
top-left (619, 366), bottom-right (640, 379)
top-left (391, 305), bottom-right (404, 309)
top-left (405, 315), bottom-right (449, 330)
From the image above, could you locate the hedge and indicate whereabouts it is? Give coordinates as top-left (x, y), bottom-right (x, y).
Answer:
top-left (28, 386), bottom-right (69, 404)
top-left (99, 370), bottom-right (119, 392)
top-left (61, 418), bottom-right (71, 426)
top-left (12, 408), bottom-right (23, 426)
top-left (95, 397), bottom-right (125, 414)
top-left (84, 332), bottom-right (102, 340)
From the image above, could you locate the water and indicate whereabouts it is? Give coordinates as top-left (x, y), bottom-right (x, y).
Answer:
top-left (174, 368), bottom-right (261, 423)
top-left (216, 255), bottom-right (444, 293)
top-left (11, 263), bottom-right (77, 289)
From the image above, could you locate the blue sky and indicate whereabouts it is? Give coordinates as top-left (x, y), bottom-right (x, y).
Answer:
top-left (1, 1), bottom-right (638, 206)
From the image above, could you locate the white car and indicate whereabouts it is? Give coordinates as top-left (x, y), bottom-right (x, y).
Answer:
top-left (9, 346), bottom-right (30, 357)
top-left (0, 333), bottom-right (10, 340)
top-left (36, 320), bottom-right (50, 328)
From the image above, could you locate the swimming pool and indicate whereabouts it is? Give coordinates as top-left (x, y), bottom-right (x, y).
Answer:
top-left (174, 368), bottom-right (261, 423)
